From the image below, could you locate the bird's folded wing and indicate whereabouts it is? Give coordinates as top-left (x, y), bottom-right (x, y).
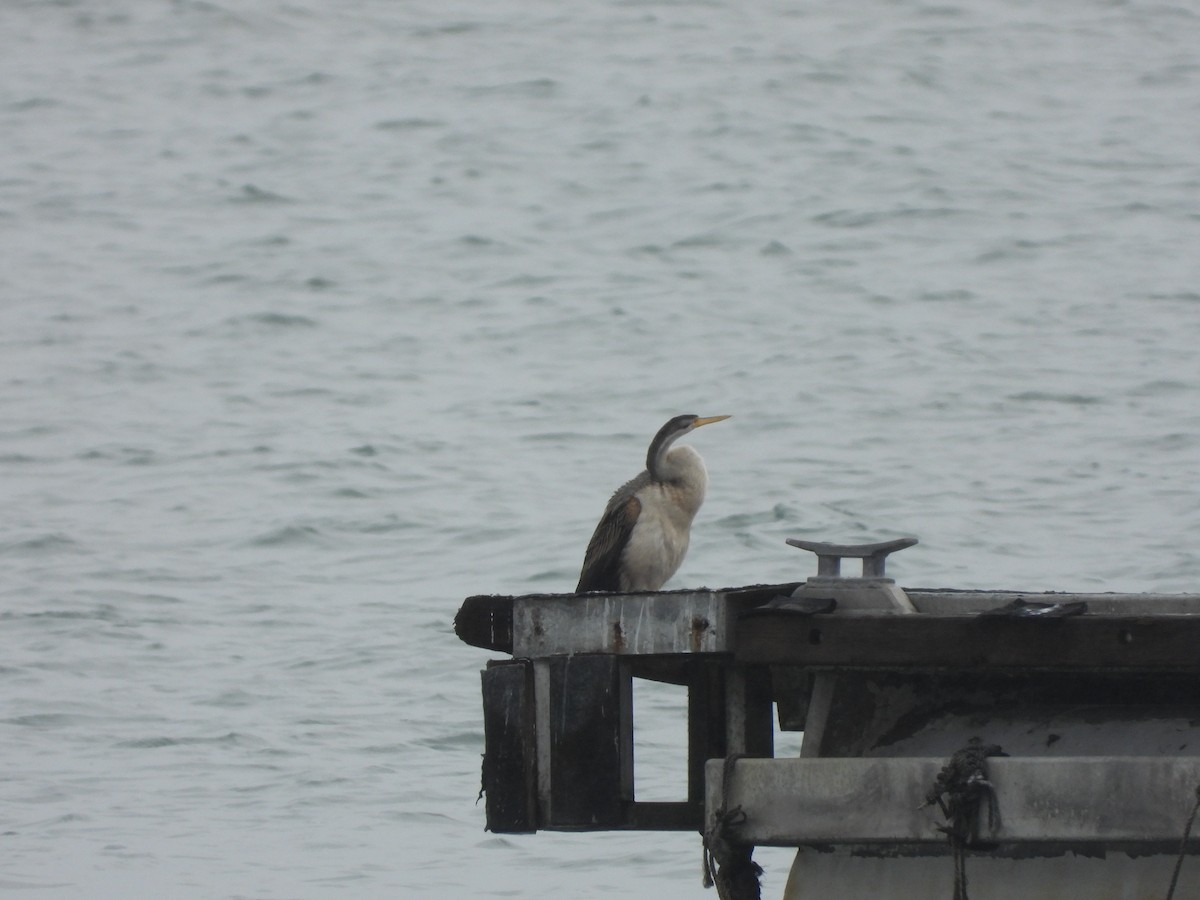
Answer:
top-left (575, 494), bottom-right (642, 593)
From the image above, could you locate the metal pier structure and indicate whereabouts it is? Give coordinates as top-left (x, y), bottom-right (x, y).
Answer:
top-left (455, 538), bottom-right (1200, 899)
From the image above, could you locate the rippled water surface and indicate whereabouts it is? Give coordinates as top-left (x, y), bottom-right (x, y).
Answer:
top-left (3, 1), bottom-right (1199, 897)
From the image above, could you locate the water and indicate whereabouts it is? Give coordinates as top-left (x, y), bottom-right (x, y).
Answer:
top-left (2, 1), bottom-right (1199, 897)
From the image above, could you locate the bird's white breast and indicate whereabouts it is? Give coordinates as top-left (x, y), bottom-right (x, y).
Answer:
top-left (618, 446), bottom-right (708, 591)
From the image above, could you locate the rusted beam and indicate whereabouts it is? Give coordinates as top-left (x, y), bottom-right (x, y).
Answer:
top-left (455, 585), bottom-right (801, 656)
top-left (456, 591), bottom-right (1200, 656)
top-left (515, 592), bottom-right (733, 657)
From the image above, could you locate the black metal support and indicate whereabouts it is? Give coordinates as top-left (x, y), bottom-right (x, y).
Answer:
top-left (546, 654), bottom-right (631, 827)
top-left (481, 659), bottom-right (537, 833)
top-left (688, 660), bottom-right (728, 814)
top-left (742, 665), bottom-right (775, 759)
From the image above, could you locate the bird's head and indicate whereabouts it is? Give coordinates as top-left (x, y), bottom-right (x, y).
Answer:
top-left (647, 413), bottom-right (730, 478)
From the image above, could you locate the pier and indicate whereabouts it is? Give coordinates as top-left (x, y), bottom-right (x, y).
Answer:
top-left (455, 538), bottom-right (1200, 899)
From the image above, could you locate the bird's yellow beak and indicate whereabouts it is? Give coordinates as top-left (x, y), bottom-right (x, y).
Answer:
top-left (693, 414), bottom-right (731, 428)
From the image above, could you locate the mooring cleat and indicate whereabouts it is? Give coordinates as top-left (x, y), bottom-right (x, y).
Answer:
top-left (786, 536), bottom-right (919, 579)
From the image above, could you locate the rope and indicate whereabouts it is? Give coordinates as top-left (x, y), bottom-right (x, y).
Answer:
top-left (1165, 784), bottom-right (1200, 900)
top-left (702, 754), bottom-right (763, 900)
top-left (924, 739), bottom-right (1007, 900)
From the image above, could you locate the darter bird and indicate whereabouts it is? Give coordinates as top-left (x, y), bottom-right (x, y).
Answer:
top-left (576, 414), bottom-right (730, 593)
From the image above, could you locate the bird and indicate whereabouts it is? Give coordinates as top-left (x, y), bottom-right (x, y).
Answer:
top-left (576, 413), bottom-right (730, 593)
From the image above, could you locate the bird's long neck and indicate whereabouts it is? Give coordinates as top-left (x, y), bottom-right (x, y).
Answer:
top-left (646, 428), bottom-right (681, 481)
top-left (650, 445), bottom-right (709, 519)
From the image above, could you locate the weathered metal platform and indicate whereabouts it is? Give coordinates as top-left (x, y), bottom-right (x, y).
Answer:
top-left (460, 583), bottom-right (787, 832)
top-left (456, 538), bottom-right (1200, 899)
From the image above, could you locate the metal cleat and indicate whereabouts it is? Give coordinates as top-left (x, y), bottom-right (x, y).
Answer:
top-left (787, 536), bottom-right (919, 613)
top-left (786, 536), bottom-right (918, 579)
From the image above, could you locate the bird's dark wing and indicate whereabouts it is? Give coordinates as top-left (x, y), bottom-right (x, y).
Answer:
top-left (576, 473), bottom-right (648, 593)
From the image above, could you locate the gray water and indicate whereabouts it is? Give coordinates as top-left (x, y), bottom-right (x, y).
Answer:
top-left (3, 1), bottom-right (1199, 897)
